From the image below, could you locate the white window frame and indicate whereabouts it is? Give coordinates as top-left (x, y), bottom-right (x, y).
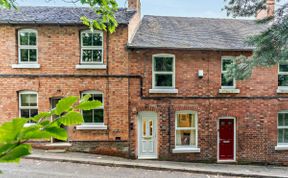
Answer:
top-left (18, 29), bottom-right (38, 64)
top-left (19, 91), bottom-right (38, 126)
top-left (77, 91), bottom-right (107, 130)
top-left (152, 54), bottom-right (176, 89)
top-left (173, 111), bottom-right (200, 153)
top-left (221, 56), bottom-right (236, 89)
top-left (277, 111), bottom-right (288, 146)
top-left (80, 30), bottom-right (104, 64)
top-left (278, 63), bottom-right (288, 89)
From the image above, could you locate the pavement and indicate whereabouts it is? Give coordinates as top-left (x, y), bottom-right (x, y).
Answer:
top-left (25, 149), bottom-right (288, 178)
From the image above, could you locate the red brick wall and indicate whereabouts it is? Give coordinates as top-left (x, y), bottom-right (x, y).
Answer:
top-left (0, 24), bottom-right (130, 145)
top-left (128, 49), bottom-right (288, 164)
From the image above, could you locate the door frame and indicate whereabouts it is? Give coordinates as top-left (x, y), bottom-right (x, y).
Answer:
top-left (137, 111), bottom-right (158, 159)
top-left (217, 117), bottom-right (236, 162)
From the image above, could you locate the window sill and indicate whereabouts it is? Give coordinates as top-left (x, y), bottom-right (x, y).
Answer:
top-left (172, 147), bottom-right (201, 153)
top-left (219, 88), bottom-right (240, 94)
top-left (76, 124), bottom-right (107, 130)
top-left (24, 123), bottom-right (36, 127)
top-left (277, 87), bottom-right (288, 94)
top-left (149, 89), bottom-right (178, 94)
top-left (275, 145), bottom-right (288, 151)
top-left (75, 64), bottom-right (107, 70)
top-left (45, 143), bottom-right (72, 147)
top-left (12, 64), bottom-right (40, 69)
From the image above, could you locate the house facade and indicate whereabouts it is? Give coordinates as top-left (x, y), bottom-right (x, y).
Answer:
top-left (0, 0), bottom-right (288, 165)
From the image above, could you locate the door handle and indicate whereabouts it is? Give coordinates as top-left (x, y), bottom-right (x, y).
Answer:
top-left (222, 140), bottom-right (230, 144)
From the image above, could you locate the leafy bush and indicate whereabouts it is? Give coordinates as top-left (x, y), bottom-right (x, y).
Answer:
top-left (0, 95), bottom-right (101, 163)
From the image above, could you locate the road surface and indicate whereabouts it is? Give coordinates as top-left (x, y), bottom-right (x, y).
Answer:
top-left (0, 159), bottom-right (240, 178)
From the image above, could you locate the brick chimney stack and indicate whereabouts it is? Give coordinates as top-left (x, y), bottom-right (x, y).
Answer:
top-left (127, 0), bottom-right (141, 43)
top-left (128, 0), bottom-right (141, 15)
top-left (256, 0), bottom-right (275, 20)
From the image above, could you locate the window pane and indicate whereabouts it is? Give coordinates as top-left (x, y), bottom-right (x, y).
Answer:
top-left (30, 109), bottom-right (38, 117)
top-left (278, 129), bottom-right (284, 143)
top-left (92, 50), bottom-right (102, 62)
top-left (20, 32), bottom-right (29, 45)
top-left (279, 113), bottom-right (284, 126)
top-left (82, 50), bottom-right (93, 62)
top-left (82, 32), bottom-right (92, 46)
top-left (149, 120), bottom-right (153, 137)
top-left (29, 49), bottom-right (37, 62)
top-left (92, 94), bottom-right (103, 103)
top-left (29, 32), bottom-right (36, 46)
top-left (20, 109), bottom-right (30, 118)
top-left (83, 110), bottom-right (93, 123)
top-left (177, 113), bottom-right (195, 128)
top-left (155, 74), bottom-right (173, 87)
top-left (154, 57), bottom-right (173, 72)
top-left (176, 130), bottom-right (196, 146)
top-left (93, 109), bottom-right (104, 123)
top-left (92, 33), bottom-right (102, 46)
top-left (143, 120), bottom-right (146, 136)
top-left (20, 49), bottom-right (29, 62)
top-left (278, 75), bottom-right (288, 86)
top-left (21, 94), bottom-right (29, 106)
top-left (222, 59), bottom-right (232, 72)
top-left (285, 129), bottom-right (288, 143)
top-left (285, 114), bottom-right (288, 126)
top-left (29, 94), bottom-right (37, 106)
top-left (221, 74), bottom-right (234, 87)
top-left (280, 64), bottom-right (288, 72)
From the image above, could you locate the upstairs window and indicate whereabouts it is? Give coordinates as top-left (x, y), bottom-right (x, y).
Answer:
top-left (19, 91), bottom-right (38, 120)
top-left (81, 91), bottom-right (104, 124)
top-left (152, 54), bottom-right (175, 89)
top-left (18, 29), bottom-right (38, 63)
top-left (221, 57), bottom-right (235, 88)
top-left (278, 112), bottom-right (288, 145)
top-left (278, 63), bottom-right (288, 87)
top-left (81, 30), bottom-right (103, 64)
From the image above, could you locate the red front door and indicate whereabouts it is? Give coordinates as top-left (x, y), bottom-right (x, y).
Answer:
top-left (219, 119), bottom-right (235, 161)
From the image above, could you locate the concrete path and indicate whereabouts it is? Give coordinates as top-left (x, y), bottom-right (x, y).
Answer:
top-left (25, 149), bottom-right (288, 178)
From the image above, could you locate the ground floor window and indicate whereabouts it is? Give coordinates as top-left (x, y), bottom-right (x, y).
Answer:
top-left (278, 112), bottom-right (288, 145)
top-left (81, 91), bottom-right (104, 124)
top-left (19, 91), bottom-right (38, 123)
top-left (175, 111), bottom-right (198, 148)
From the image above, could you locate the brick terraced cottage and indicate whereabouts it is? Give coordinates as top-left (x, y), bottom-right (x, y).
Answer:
top-left (0, 0), bottom-right (288, 165)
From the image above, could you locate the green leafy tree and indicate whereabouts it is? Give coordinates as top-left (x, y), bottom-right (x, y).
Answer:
top-left (223, 0), bottom-right (288, 80)
top-left (0, 95), bottom-right (101, 169)
top-left (0, 0), bottom-right (119, 33)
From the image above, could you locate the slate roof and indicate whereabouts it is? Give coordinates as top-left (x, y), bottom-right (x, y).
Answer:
top-left (128, 15), bottom-right (268, 51)
top-left (0, 6), bottom-right (136, 25)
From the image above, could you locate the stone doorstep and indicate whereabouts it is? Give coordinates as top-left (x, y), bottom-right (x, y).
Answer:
top-left (25, 154), bottom-right (288, 178)
top-left (33, 143), bottom-right (72, 153)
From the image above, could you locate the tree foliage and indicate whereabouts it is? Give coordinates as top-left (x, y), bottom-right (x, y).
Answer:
top-left (0, 95), bottom-right (102, 163)
top-left (223, 0), bottom-right (288, 80)
top-left (0, 0), bottom-right (119, 33)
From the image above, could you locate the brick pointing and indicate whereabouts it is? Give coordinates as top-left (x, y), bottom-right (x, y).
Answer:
top-left (0, 15), bottom-right (288, 165)
top-left (128, 49), bottom-right (288, 165)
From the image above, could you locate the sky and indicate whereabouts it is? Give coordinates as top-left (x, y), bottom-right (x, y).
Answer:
top-left (15, 0), bottom-right (233, 19)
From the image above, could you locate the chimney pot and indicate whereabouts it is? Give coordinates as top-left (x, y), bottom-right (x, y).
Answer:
top-left (256, 0), bottom-right (275, 20)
